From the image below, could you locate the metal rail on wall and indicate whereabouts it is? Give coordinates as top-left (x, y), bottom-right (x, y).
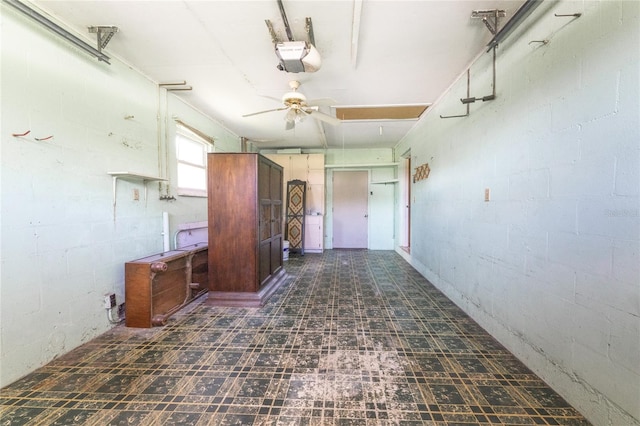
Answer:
top-left (486, 0), bottom-right (544, 51)
top-left (3, 0), bottom-right (111, 63)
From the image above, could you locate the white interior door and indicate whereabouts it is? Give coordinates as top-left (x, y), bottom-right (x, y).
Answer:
top-left (333, 171), bottom-right (368, 248)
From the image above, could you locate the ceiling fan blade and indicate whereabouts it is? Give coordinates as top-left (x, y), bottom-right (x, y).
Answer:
top-left (242, 107), bottom-right (288, 118)
top-left (307, 110), bottom-right (341, 126)
top-left (306, 98), bottom-right (337, 107)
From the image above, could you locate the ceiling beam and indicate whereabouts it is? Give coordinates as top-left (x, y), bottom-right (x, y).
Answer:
top-left (351, 0), bottom-right (363, 68)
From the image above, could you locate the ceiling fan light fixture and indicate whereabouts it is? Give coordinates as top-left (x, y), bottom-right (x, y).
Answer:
top-left (283, 91), bottom-right (306, 105)
top-left (244, 80), bottom-right (339, 128)
top-left (283, 108), bottom-right (306, 129)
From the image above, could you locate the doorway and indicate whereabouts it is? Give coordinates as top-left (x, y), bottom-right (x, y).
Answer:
top-left (401, 154), bottom-right (411, 253)
top-left (333, 170), bottom-right (368, 248)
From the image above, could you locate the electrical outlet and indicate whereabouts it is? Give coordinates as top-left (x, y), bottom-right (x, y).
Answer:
top-left (104, 293), bottom-right (116, 309)
top-left (118, 303), bottom-right (125, 318)
top-left (133, 188), bottom-right (140, 201)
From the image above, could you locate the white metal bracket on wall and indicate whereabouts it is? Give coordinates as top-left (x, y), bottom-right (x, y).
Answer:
top-left (88, 26), bottom-right (119, 52)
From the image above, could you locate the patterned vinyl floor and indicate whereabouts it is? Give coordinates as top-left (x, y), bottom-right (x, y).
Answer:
top-left (0, 250), bottom-right (590, 425)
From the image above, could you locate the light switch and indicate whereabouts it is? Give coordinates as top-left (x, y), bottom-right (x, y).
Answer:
top-left (484, 188), bottom-right (490, 202)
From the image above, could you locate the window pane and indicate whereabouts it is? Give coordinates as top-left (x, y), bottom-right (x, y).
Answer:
top-left (177, 135), bottom-right (205, 166)
top-left (177, 163), bottom-right (206, 191)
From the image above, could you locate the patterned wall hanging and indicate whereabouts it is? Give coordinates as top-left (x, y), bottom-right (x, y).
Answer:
top-left (285, 180), bottom-right (306, 255)
top-left (413, 163), bottom-right (431, 183)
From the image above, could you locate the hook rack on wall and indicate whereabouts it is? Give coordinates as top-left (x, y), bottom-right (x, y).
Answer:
top-left (413, 163), bottom-right (431, 183)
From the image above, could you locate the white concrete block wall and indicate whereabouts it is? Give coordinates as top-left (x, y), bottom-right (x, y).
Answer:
top-left (1, 7), bottom-right (239, 386)
top-left (395, 1), bottom-right (639, 425)
top-left (324, 148), bottom-right (394, 166)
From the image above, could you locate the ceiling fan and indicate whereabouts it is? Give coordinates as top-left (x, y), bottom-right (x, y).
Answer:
top-left (243, 80), bottom-right (340, 130)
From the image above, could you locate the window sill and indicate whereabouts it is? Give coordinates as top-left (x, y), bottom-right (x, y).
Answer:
top-left (177, 189), bottom-right (207, 198)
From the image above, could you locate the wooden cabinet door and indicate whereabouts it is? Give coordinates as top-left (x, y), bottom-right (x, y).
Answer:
top-left (208, 153), bottom-right (259, 293)
top-left (270, 164), bottom-right (282, 202)
top-left (270, 165), bottom-right (283, 274)
top-left (258, 157), bottom-right (284, 286)
top-left (258, 159), bottom-right (270, 201)
top-left (266, 160), bottom-right (283, 274)
top-left (259, 241), bottom-right (271, 286)
top-left (260, 202), bottom-right (271, 242)
top-left (304, 215), bottom-right (323, 252)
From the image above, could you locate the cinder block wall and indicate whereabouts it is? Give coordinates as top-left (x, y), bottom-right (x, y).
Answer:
top-left (395, 1), bottom-right (639, 425)
top-left (0, 7), bottom-right (239, 386)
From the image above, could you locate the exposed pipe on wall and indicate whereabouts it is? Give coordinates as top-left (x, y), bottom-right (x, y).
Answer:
top-left (162, 212), bottom-right (170, 252)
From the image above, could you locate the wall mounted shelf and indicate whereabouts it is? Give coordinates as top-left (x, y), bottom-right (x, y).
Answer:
top-left (107, 172), bottom-right (167, 220)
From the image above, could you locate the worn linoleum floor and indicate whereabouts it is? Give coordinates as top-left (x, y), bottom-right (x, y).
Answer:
top-left (1, 250), bottom-right (589, 425)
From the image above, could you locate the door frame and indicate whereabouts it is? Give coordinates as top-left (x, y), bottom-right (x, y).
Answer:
top-left (399, 151), bottom-right (411, 253)
top-left (328, 169), bottom-right (370, 249)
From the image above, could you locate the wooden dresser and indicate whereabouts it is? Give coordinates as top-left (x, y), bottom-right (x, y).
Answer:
top-left (124, 243), bottom-right (208, 328)
top-left (206, 153), bottom-right (285, 306)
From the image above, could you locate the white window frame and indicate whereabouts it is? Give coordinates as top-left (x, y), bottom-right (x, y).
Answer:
top-left (176, 125), bottom-right (213, 197)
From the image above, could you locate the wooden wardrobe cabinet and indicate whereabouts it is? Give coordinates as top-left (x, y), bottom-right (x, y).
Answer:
top-left (206, 153), bottom-right (285, 307)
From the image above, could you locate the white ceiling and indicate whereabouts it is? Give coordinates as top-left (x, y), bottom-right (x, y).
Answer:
top-left (32, 0), bottom-right (525, 150)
